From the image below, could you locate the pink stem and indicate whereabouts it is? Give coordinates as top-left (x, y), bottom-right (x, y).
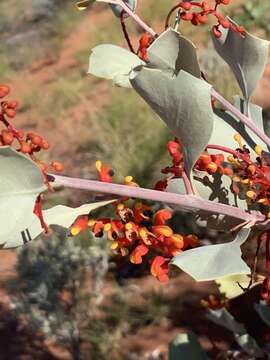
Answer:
top-left (50, 174), bottom-right (264, 223)
top-left (182, 171), bottom-right (195, 195)
top-left (211, 89), bottom-right (270, 148)
top-left (207, 144), bottom-right (267, 177)
top-left (113, 0), bottom-right (157, 37)
top-left (207, 144), bottom-right (238, 157)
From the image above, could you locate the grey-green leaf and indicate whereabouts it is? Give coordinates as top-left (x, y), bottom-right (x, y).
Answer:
top-left (166, 177), bottom-right (245, 231)
top-left (2, 200), bottom-right (115, 249)
top-left (130, 69), bottom-right (214, 175)
top-left (147, 28), bottom-right (201, 78)
top-left (207, 308), bottom-right (246, 333)
top-left (171, 227), bottom-right (251, 281)
top-left (43, 200), bottom-right (115, 229)
top-left (254, 301), bottom-right (270, 327)
top-left (169, 332), bottom-right (208, 360)
top-left (234, 333), bottom-right (264, 357)
top-left (0, 146), bottom-right (46, 247)
top-left (88, 44), bottom-right (145, 88)
top-left (211, 97), bottom-right (268, 153)
top-left (211, 18), bottom-right (269, 101)
top-left (207, 307), bottom-right (264, 357)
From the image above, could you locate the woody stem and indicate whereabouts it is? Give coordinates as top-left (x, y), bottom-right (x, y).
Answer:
top-left (211, 89), bottom-right (270, 149)
top-left (50, 174), bottom-right (264, 223)
top-left (112, 0), bottom-right (157, 37)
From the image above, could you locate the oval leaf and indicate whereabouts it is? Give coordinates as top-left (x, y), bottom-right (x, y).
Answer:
top-left (88, 44), bottom-right (145, 88)
top-left (43, 200), bottom-right (115, 228)
top-left (147, 28), bottom-right (201, 77)
top-left (211, 18), bottom-right (269, 102)
top-left (171, 227), bottom-right (251, 281)
top-left (130, 69), bottom-right (214, 175)
top-left (215, 274), bottom-right (251, 299)
top-left (2, 200), bottom-right (115, 249)
top-left (0, 147), bottom-right (46, 246)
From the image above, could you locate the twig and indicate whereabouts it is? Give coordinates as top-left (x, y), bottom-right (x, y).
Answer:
top-left (111, 0), bottom-right (157, 37)
top-left (49, 174), bottom-right (265, 223)
top-left (120, 11), bottom-right (136, 53)
top-left (211, 89), bottom-right (270, 149)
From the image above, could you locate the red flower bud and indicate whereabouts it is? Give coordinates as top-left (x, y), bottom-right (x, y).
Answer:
top-left (0, 85), bottom-right (10, 98)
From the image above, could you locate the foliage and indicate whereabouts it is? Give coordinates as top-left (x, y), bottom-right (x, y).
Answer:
top-left (1, 0), bottom-right (270, 358)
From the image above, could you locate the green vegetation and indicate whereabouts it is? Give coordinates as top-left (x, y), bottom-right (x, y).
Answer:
top-left (231, 0), bottom-right (270, 36)
top-left (79, 88), bottom-right (171, 186)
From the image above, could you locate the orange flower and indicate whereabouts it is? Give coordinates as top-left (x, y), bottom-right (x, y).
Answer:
top-left (133, 202), bottom-right (152, 223)
top-left (201, 294), bottom-right (225, 310)
top-left (111, 237), bottom-right (131, 256)
top-left (130, 244), bottom-right (149, 264)
top-left (70, 216), bottom-right (89, 236)
top-left (150, 256), bottom-right (169, 283)
top-left (117, 204), bottom-right (134, 223)
top-left (167, 139), bottom-right (182, 165)
top-left (154, 209), bottom-right (172, 226)
top-left (152, 225), bottom-right (173, 238)
top-left (163, 234), bottom-right (184, 256)
top-left (95, 160), bottom-right (114, 183)
top-left (138, 32), bottom-right (153, 61)
top-left (138, 227), bottom-right (153, 245)
top-left (102, 220), bottom-right (124, 241)
top-left (92, 220), bottom-right (105, 237)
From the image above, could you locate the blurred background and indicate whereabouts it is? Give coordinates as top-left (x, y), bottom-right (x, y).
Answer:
top-left (0, 0), bottom-right (270, 359)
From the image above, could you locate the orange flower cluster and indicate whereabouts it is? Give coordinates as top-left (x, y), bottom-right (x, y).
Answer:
top-left (155, 134), bottom-right (270, 215)
top-left (195, 152), bottom-right (233, 176)
top-left (194, 134), bottom-right (270, 214)
top-left (71, 202), bottom-right (198, 282)
top-left (0, 85), bottom-right (64, 177)
top-left (213, 135), bottom-right (270, 211)
top-left (227, 145), bottom-right (270, 210)
top-left (70, 160), bottom-right (198, 282)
